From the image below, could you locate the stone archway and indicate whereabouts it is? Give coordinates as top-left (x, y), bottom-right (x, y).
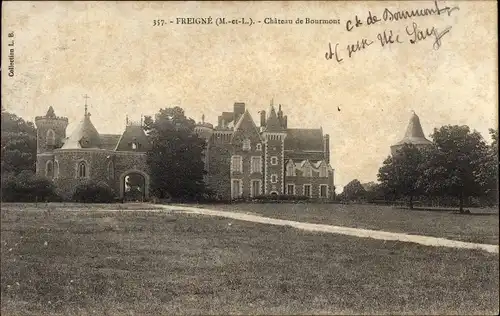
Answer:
top-left (119, 170), bottom-right (150, 201)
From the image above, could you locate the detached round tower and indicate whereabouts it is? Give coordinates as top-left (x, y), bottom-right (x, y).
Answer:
top-left (391, 112), bottom-right (433, 155)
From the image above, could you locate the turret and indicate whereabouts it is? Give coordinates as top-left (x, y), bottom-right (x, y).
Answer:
top-left (262, 102), bottom-right (287, 194)
top-left (391, 111), bottom-right (432, 155)
top-left (35, 106), bottom-right (69, 153)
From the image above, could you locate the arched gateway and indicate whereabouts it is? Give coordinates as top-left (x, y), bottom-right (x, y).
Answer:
top-left (119, 170), bottom-right (150, 201)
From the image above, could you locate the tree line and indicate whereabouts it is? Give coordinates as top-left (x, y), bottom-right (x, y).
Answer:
top-left (339, 125), bottom-right (498, 212)
top-left (2, 106), bottom-right (497, 207)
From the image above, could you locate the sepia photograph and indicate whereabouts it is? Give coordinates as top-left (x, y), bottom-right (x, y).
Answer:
top-left (1, 1), bottom-right (498, 315)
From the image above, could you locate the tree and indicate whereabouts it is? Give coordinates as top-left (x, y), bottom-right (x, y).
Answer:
top-left (474, 128), bottom-right (498, 206)
top-left (1, 107), bottom-right (37, 176)
top-left (378, 143), bottom-right (426, 209)
top-left (363, 182), bottom-right (386, 203)
top-left (143, 107), bottom-right (208, 201)
top-left (342, 179), bottom-right (366, 202)
top-left (422, 125), bottom-right (489, 213)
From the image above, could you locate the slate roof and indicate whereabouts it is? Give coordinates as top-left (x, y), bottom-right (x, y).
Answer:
top-left (100, 134), bottom-right (121, 150)
top-left (284, 128), bottom-right (324, 152)
top-left (61, 114), bottom-right (102, 149)
top-left (264, 105), bottom-right (285, 132)
top-left (219, 112), bottom-right (234, 126)
top-left (114, 124), bottom-right (150, 152)
top-left (393, 112), bottom-right (432, 146)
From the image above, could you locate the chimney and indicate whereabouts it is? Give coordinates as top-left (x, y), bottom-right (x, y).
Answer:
top-left (233, 102), bottom-right (245, 123)
top-left (260, 110), bottom-right (266, 127)
top-left (323, 134), bottom-right (330, 163)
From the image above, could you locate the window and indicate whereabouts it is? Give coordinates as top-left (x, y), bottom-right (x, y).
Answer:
top-left (271, 174), bottom-right (278, 183)
top-left (242, 139), bottom-right (251, 151)
top-left (304, 165), bottom-right (312, 177)
top-left (232, 179), bottom-right (242, 199)
top-left (251, 157), bottom-right (262, 173)
top-left (54, 161), bottom-right (59, 178)
top-left (77, 161), bottom-right (87, 178)
top-left (107, 161), bottom-right (115, 180)
top-left (287, 184), bottom-right (295, 195)
top-left (286, 162), bottom-right (295, 176)
top-left (46, 161), bottom-right (54, 178)
top-left (320, 185), bottom-right (328, 198)
top-left (271, 156), bottom-right (278, 165)
top-left (46, 129), bottom-right (55, 147)
top-left (304, 184), bottom-right (311, 197)
top-left (251, 180), bottom-right (261, 197)
top-left (319, 164), bottom-right (328, 177)
top-left (256, 143), bottom-right (262, 151)
top-left (231, 156), bottom-right (242, 173)
top-left (131, 142), bottom-right (137, 150)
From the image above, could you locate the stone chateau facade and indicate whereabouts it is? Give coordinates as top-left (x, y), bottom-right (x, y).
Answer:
top-left (35, 101), bottom-right (334, 201)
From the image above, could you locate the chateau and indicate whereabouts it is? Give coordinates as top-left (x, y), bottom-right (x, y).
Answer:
top-left (35, 100), bottom-right (334, 200)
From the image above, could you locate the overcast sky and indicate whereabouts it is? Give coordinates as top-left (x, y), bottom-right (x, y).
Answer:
top-left (2, 1), bottom-right (497, 191)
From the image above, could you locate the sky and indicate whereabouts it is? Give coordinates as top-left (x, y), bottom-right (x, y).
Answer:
top-left (2, 1), bottom-right (497, 192)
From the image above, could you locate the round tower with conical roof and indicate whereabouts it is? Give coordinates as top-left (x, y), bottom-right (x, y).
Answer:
top-left (391, 112), bottom-right (433, 155)
top-left (61, 112), bottom-right (102, 149)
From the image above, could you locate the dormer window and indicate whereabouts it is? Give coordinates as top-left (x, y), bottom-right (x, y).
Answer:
top-left (319, 164), bottom-right (328, 177)
top-left (256, 143), bottom-right (262, 151)
top-left (304, 165), bottom-right (312, 177)
top-left (242, 139), bottom-right (251, 151)
top-left (132, 142), bottom-right (137, 150)
top-left (79, 136), bottom-right (89, 148)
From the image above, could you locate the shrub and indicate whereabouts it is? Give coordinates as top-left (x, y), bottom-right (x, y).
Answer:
top-left (1, 170), bottom-right (60, 202)
top-left (72, 181), bottom-right (116, 203)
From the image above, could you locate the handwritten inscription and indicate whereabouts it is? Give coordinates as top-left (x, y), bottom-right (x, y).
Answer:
top-left (326, 0), bottom-right (460, 63)
top-left (377, 30), bottom-right (402, 47)
top-left (347, 38), bottom-right (374, 58)
top-left (406, 22), bottom-right (452, 50)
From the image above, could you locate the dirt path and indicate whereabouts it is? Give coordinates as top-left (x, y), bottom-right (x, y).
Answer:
top-left (154, 204), bottom-right (499, 254)
top-left (69, 204), bottom-right (498, 254)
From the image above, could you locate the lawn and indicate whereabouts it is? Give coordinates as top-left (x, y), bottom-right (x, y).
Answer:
top-left (204, 203), bottom-right (500, 245)
top-left (1, 203), bottom-right (499, 315)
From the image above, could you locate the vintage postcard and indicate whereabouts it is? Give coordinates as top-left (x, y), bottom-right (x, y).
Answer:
top-left (1, 1), bottom-right (498, 315)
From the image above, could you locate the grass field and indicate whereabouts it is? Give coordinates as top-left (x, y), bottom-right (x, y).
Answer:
top-left (205, 203), bottom-right (500, 245)
top-left (1, 203), bottom-right (499, 315)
